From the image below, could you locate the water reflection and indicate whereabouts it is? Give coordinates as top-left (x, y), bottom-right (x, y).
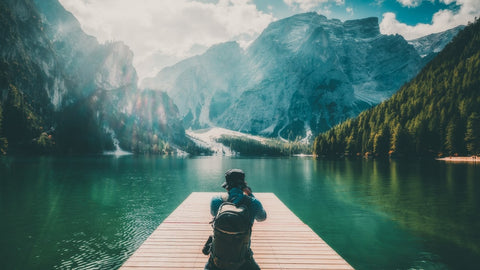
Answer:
top-left (1, 156), bottom-right (479, 270)
top-left (311, 159), bottom-right (480, 269)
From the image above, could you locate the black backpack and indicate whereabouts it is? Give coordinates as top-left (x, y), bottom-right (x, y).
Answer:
top-left (210, 196), bottom-right (252, 270)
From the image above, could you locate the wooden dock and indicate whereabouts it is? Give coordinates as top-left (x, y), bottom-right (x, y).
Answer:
top-left (120, 192), bottom-right (354, 270)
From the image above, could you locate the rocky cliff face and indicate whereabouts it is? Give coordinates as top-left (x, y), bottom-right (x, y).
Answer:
top-left (226, 14), bottom-right (422, 139)
top-left (33, 0), bottom-right (138, 104)
top-left (143, 13), bottom-right (441, 140)
top-left (142, 41), bottom-right (248, 128)
top-left (0, 0), bottom-right (188, 154)
top-left (0, 0), bottom-right (61, 114)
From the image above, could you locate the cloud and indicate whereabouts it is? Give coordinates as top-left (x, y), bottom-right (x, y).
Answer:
top-left (380, 0), bottom-right (480, 40)
top-left (346, 7), bottom-right (354, 15)
top-left (58, 0), bottom-right (274, 80)
top-left (396, 0), bottom-right (422, 8)
top-left (440, 0), bottom-right (456, 4)
top-left (283, 0), bottom-right (343, 11)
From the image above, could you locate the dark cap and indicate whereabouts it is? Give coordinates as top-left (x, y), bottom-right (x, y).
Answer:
top-left (222, 169), bottom-right (246, 189)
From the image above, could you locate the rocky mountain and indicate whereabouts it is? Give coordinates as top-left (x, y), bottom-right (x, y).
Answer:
top-left (33, 0), bottom-right (138, 104)
top-left (143, 41), bottom-right (248, 128)
top-left (0, 0), bottom-right (190, 154)
top-left (408, 25), bottom-right (465, 64)
top-left (0, 0), bottom-right (61, 152)
top-left (143, 13), bottom-right (447, 141)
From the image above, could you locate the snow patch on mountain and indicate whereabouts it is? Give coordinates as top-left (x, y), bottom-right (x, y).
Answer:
top-left (186, 127), bottom-right (267, 156)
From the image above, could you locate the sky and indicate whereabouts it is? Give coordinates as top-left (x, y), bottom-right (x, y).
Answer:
top-left (58, 0), bottom-right (480, 81)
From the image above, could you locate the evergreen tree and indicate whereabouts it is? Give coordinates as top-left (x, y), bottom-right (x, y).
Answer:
top-left (391, 124), bottom-right (410, 157)
top-left (414, 117), bottom-right (431, 156)
top-left (445, 115), bottom-right (467, 155)
top-left (465, 112), bottom-right (480, 155)
top-left (345, 132), bottom-right (357, 155)
top-left (3, 85), bottom-right (43, 146)
top-left (0, 104), bottom-right (8, 154)
top-left (445, 119), bottom-right (458, 155)
top-left (373, 127), bottom-right (390, 156)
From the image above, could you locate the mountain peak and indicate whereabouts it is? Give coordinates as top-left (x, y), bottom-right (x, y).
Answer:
top-left (204, 41), bottom-right (242, 56)
top-left (252, 13), bottom-right (381, 54)
top-left (408, 25), bottom-right (465, 57)
top-left (289, 12), bottom-right (328, 21)
top-left (343, 17), bottom-right (380, 38)
top-left (267, 12), bottom-right (333, 30)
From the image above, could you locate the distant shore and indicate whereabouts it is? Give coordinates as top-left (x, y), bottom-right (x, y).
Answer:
top-left (436, 156), bottom-right (479, 163)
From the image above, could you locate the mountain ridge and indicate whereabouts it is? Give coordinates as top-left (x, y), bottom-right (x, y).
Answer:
top-left (143, 12), bottom-right (450, 141)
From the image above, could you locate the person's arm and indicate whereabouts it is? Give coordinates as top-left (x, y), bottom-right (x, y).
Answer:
top-left (253, 199), bottom-right (267, 221)
top-left (243, 186), bottom-right (267, 222)
top-left (210, 196), bottom-right (223, 217)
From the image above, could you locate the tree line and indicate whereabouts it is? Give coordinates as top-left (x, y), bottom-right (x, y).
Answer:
top-left (218, 135), bottom-right (310, 156)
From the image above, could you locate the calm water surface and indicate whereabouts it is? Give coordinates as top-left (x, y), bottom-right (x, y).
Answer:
top-left (0, 156), bottom-right (479, 269)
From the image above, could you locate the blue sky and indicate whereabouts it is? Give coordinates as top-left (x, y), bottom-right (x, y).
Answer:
top-left (59, 0), bottom-right (479, 80)
top-left (251, 0), bottom-right (458, 24)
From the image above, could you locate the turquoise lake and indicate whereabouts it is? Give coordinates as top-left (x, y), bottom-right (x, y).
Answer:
top-left (0, 156), bottom-right (479, 269)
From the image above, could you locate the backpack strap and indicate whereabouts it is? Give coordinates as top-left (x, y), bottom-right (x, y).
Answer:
top-left (211, 193), bottom-right (253, 222)
top-left (209, 194), bottom-right (231, 225)
top-left (234, 195), bottom-right (254, 228)
top-left (225, 193), bottom-right (252, 207)
top-left (238, 194), bottom-right (252, 208)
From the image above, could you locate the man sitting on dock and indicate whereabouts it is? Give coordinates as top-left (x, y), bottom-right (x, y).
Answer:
top-left (204, 169), bottom-right (267, 270)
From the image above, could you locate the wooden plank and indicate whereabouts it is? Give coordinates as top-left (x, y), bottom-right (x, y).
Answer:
top-left (120, 192), bottom-right (354, 270)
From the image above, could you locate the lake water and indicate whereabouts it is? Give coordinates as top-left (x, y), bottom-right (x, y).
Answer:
top-left (0, 156), bottom-right (479, 270)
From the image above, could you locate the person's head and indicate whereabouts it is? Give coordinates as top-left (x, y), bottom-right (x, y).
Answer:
top-left (222, 169), bottom-right (246, 190)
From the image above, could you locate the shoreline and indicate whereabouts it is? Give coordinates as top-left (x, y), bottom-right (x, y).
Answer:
top-left (435, 156), bottom-right (479, 163)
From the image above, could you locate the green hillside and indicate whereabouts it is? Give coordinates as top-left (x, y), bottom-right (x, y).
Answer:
top-left (313, 19), bottom-right (480, 158)
top-left (0, 0), bottom-right (55, 154)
